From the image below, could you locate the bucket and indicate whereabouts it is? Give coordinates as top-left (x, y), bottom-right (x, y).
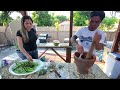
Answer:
top-left (74, 52), bottom-right (96, 74)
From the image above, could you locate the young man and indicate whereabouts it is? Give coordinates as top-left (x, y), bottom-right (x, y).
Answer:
top-left (71, 11), bottom-right (105, 55)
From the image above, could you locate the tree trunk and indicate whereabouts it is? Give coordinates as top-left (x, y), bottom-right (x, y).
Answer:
top-left (19, 11), bottom-right (28, 16)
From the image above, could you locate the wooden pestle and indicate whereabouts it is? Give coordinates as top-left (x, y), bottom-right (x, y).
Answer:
top-left (85, 41), bottom-right (96, 60)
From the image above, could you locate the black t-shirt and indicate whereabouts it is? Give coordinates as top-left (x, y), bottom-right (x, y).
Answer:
top-left (16, 28), bottom-right (38, 51)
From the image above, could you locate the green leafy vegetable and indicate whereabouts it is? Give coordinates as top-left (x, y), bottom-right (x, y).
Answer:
top-left (12, 61), bottom-right (39, 74)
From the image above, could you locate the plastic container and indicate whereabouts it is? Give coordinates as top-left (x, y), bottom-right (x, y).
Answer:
top-left (104, 52), bottom-right (120, 79)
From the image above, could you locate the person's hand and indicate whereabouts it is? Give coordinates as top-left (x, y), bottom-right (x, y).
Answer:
top-left (26, 54), bottom-right (33, 61)
top-left (93, 32), bottom-right (101, 44)
top-left (76, 44), bottom-right (84, 54)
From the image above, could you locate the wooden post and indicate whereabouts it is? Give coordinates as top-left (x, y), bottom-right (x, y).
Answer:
top-left (111, 20), bottom-right (120, 52)
top-left (66, 11), bottom-right (73, 63)
top-left (69, 11), bottom-right (73, 46)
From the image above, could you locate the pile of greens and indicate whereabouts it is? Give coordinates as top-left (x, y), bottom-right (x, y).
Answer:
top-left (12, 61), bottom-right (39, 74)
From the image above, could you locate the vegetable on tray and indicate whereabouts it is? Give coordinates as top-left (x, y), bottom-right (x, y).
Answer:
top-left (12, 61), bottom-right (39, 74)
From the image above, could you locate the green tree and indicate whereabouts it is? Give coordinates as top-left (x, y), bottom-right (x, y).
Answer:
top-left (32, 11), bottom-right (53, 26)
top-left (73, 11), bottom-right (91, 26)
top-left (54, 19), bottom-right (59, 31)
top-left (50, 15), bottom-right (67, 26)
top-left (53, 17), bottom-right (60, 40)
top-left (0, 11), bottom-right (13, 26)
top-left (55, 15), bottom-right (67, 23)
top-left (99, 16), bottom-right (119, 31)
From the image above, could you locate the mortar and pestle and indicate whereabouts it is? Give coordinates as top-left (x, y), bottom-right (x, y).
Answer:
top-left (74, 41), bottom-right (96, 74)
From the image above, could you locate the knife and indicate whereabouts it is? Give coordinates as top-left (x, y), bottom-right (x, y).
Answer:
top-left (54, 69), bottom-right (61, 77)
